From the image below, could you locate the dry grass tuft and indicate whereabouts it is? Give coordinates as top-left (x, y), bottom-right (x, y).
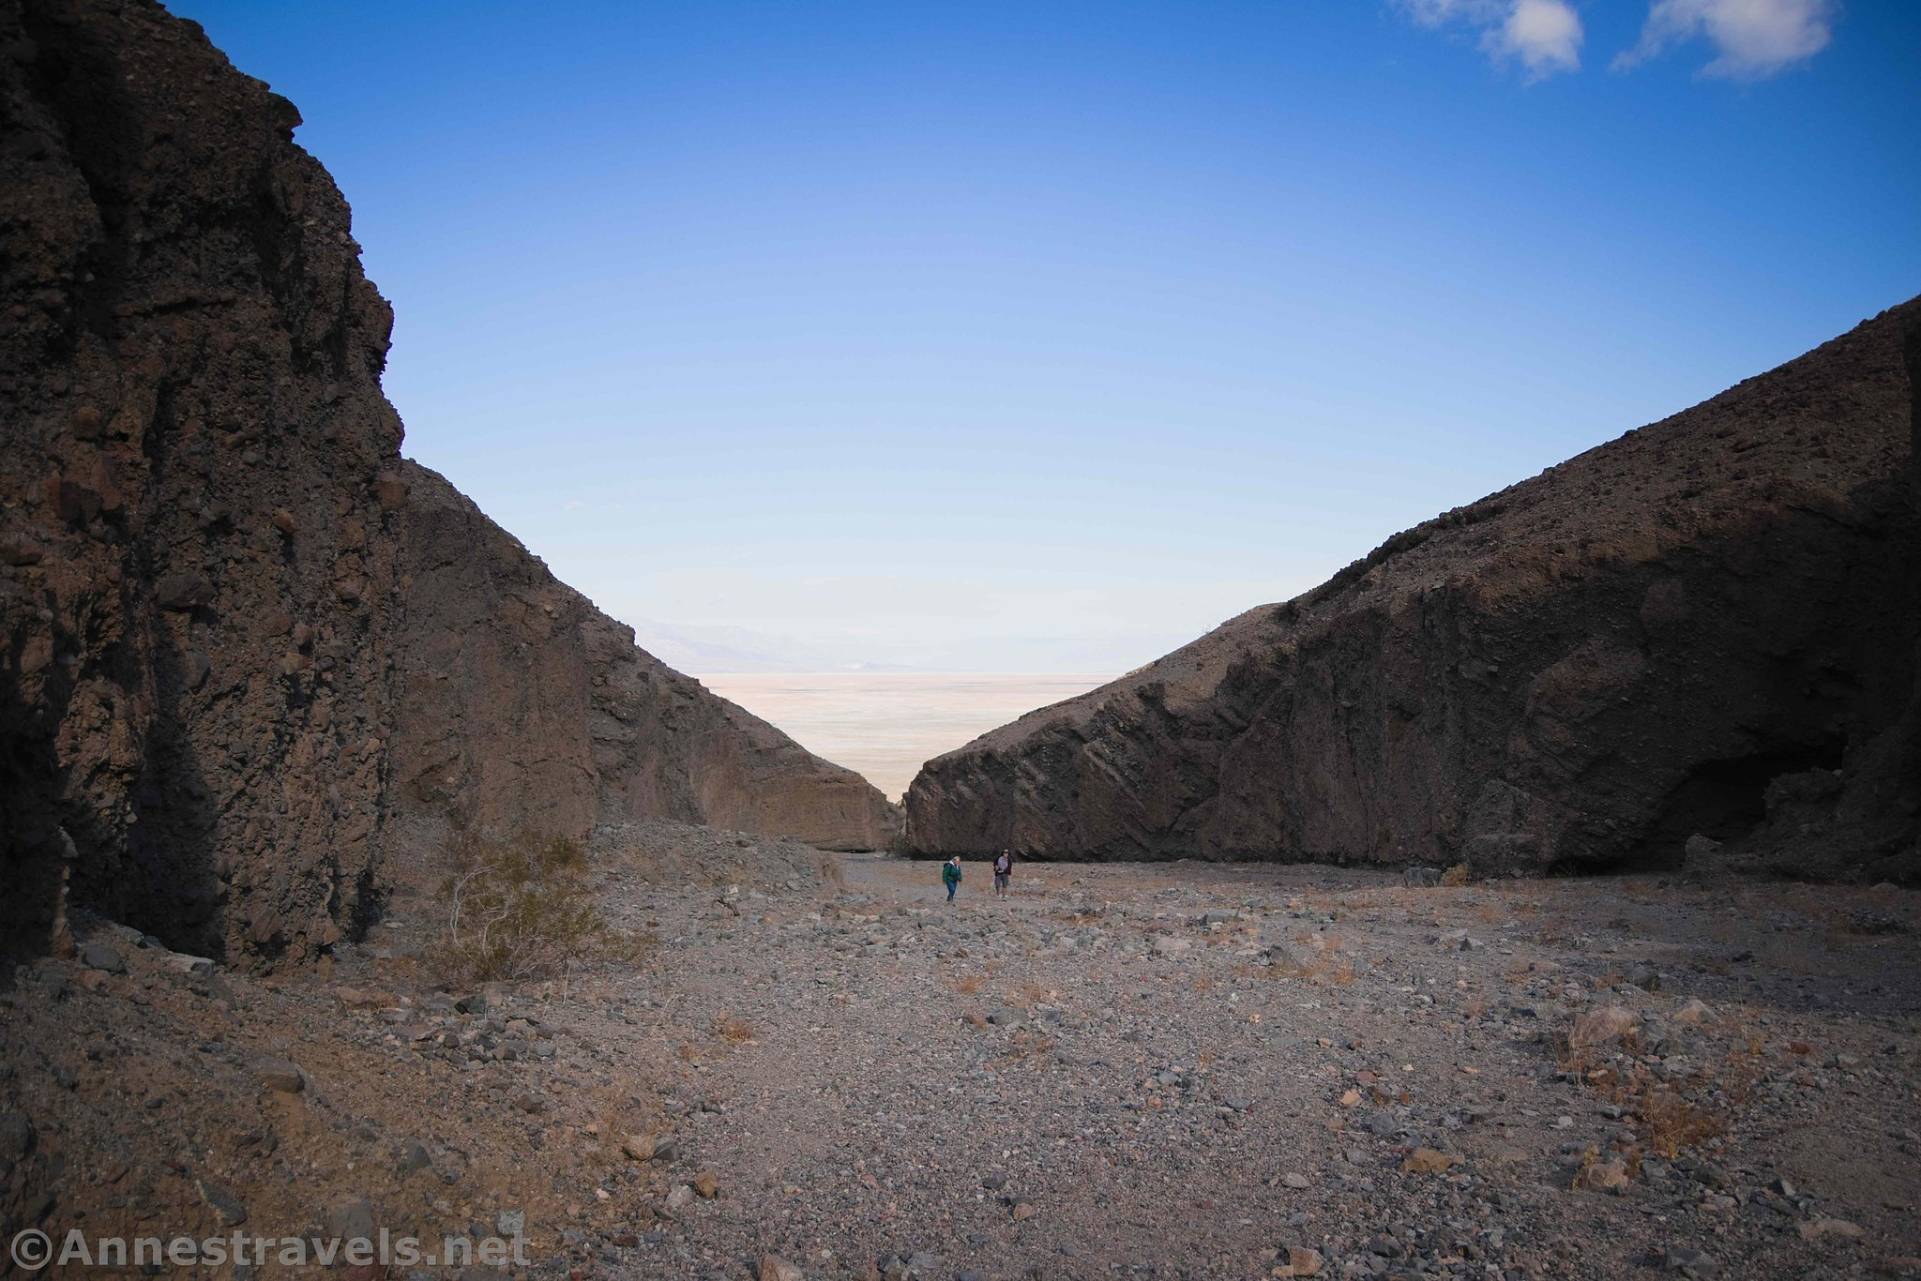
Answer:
top-left (1554, 1007), bottom-right (1745, 1177)
top-left (1636, 1083), bottom-right (1725, 1157)
top-left (1275, 933), bottom-right (1357, 985)
top-left (1001, 1029), bottom-right (1056, 1062)
top-left (714, 1014), bottom-right (755, 1044)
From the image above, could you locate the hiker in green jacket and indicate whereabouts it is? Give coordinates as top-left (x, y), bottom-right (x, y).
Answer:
top-left (942, 856), bottom-right (963, 902)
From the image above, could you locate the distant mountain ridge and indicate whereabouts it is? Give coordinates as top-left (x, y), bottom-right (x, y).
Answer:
top-left (630, 620), bottom-right (912, 675)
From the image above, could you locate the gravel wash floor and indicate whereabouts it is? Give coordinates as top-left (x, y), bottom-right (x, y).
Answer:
top-left (3, 832), bottom-right (1918, 1281)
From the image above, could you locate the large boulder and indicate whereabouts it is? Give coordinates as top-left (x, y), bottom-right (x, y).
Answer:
top-left (905, 300), bottom-right (1921, 880)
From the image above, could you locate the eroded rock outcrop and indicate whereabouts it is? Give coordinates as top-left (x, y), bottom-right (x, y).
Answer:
top-left (0, 0), bottom-right (894, 968)
top-left (906, 301), bottom-right (1921, 879)
top-left (388, 462), bottom-right (900, 855)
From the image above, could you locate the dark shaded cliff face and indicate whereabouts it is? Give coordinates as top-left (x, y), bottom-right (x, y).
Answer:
top-left (906, 301), bottom-right (1921, 881)
top-left (0, 0), bottom-right (895, 969)
top-left (0, 0), bottom-right (405, 965)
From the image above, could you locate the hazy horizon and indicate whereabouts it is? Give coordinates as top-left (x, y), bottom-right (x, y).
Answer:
top-left (697, 671), bottom-right (1117, 800)
top-left (169, 0), bottom-right (1920, 675)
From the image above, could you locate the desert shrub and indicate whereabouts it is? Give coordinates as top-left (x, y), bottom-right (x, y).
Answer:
top-left (1440, 863), bottom-right (1471, 887)
top-left (433, 833), bottom-right (620, 983)
top-left (1636, 1083), bottom-right (1725, 1157)
top-left (1554, 1009), bottom-right (1736, 1175)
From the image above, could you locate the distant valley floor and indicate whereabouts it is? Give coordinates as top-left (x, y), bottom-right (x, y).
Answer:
top-left (696, 674), bottom-right (1114, 801)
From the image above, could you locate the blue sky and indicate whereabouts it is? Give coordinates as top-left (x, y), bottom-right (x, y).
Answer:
top-left (175, 0), bottom-right (1919, 672)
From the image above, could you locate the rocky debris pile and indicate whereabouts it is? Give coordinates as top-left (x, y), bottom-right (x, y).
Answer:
top-left (0, 0), bottom-right (894, 971)
top-left (905, 301), bottom-right (1921, 880)
top-left (590, 819), bottom-right (837, 893)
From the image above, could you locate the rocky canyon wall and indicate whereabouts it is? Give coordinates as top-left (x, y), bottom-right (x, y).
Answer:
top-left (387, 462), bottom-right (900, 857)
top-left (0, 0), bottom-right (894, 969)
top-left (905, 301), bottom-right (1921, 880)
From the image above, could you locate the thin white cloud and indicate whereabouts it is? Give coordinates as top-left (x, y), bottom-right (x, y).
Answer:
top-left (1398, 0), bottom-right (1503, 27)
top-left (1615, 0), bottom-right (1834, 78)
top-left (1396, 0), bottom-right (1584, 80)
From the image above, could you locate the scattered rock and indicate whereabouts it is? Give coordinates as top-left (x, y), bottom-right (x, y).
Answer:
top-left (1278, 1245), bottom-right (1323, 1277)
top-left (79, 942), bottom-right (125, 974)
top-left (1401, 1148), bottom-right (1460, 1175)
top-left (890, 1250), bottom-right (944, 1281)
top-left (1570, 1005), bottom-right (1638, 1049)
top-left (758, 1255), bottom-right (804, 1281)
top-left (1661, 1244), bottom-right (1720, 1277)
top-left (195, 1178), bottom-right (247, 1226)
top-left (155, 570), bottom-right (215, 611)
top-left (1574, 1157), bottom-right (1631, 1193)
top-left (1799, 1219), bottom-right (1865, 1241)
top-left (395, 1139), bottom-right (432, 1177)
top-left (1673, 998), bottom-right (1713, 1026)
